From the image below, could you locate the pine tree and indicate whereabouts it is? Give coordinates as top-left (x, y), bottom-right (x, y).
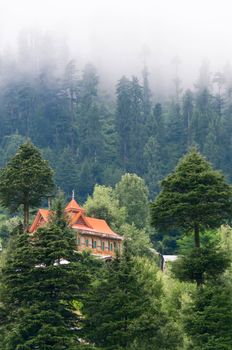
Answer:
top-left (82, 242), bottom-right (181, 350)
top-left (166, 102), bottom-right (185, 171)
top-left (182, 90), bottom-right (194, 147)
top-left (0, 141), bottom-right (54, 229)
top-left (151, 148), bottom-right (232, 284)
top-left (77, 64), bottom-right (103, 163)
top-left (183, 280), bottom-right (232, 349)
top-left (0, 202), bottom-right (92, 349)
top-left (0, 223), bottom-right (35, 349)
top-left (116, 76), bottom-right (133, 170)
top-left (142, 65), bottom-right (152, 123)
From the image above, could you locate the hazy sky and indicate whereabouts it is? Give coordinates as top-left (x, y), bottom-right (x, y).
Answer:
top-left (1, 0), bottom-right (232, 90)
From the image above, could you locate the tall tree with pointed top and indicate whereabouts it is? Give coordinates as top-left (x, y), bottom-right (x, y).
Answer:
top-left (82, 242), bottom-right (182, 350)
top-left (0, 141), bottom-right (54, 230)
top-left (151, 148), bottom-right (232, 284)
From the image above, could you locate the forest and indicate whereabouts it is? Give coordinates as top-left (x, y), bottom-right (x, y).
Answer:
top-left (0, 29), bottom-right (232, 348)
top-left (0, 140), bottom-right (231, 349)
top-left (1, 34), bottom-right (232, 253)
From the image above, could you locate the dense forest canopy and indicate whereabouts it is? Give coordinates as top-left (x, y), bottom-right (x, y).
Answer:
top-left (1, 33), bottom-right (232, 207)
top-left (1, 2), bottom-right (232, 348)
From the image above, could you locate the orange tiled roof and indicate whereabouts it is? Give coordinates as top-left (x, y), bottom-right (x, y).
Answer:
top-left (39, 209), bottom-right (50, 220)
top-left (65, 199), bottom-right (85, 212)
top-left (30, 199), bottom-right (122, 240)
top-left (73, 216), bottom-right (121, 238)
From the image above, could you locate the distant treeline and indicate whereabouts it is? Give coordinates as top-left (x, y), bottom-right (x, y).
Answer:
top-left (0, 51), bottom-right (232, 203)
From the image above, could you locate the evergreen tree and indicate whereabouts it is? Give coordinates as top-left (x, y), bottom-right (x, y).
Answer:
top-left (130, 76), bottom-right (145, 172)
top-left (143, 136), bottom-right (163, 197)
top-left (0, 224), bottom-right (35, 349)
top-left (116, 76), bottom-right (133, 170)
top-left (82, 242), bottom-right (181, 350)
top-left (166, 102), bottom-right (185, 171)
top-left (0, 141), bottom-right (54, 229)
top-left (142, 65), bottom-right (152, 125)
top-left (0, 202), bottom-right (92, 349)
top-left (183, 280), bottom-right (232, 349)
top-left (115, 76), bottom-right (145, 172)
top-left (77, 64), bottom-right (103, 162)
top-left (151, 148), bottom-right (232, 284)
top-left (54, 147), bottom-right (79, 197)
top-left (182, 90), bottom-right (194, 147)
top-left (191, 88), bottom-right (213, 151)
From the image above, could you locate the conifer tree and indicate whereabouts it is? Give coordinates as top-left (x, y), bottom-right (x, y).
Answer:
top-left (183, 280), bottom-right (232, 349)
top-left (0, 223), bottom-right (35, 349)
top-left (151, 148), bottom-right (232, 284)
top-left (82, 242), bottom-right (181, 350)
top-left (0, 202), bottom-right (92, 349)
top-left (0, 141), bottom-right (54, 230)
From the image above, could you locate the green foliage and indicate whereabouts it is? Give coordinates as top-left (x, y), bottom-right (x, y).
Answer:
top-left (115, 173), bottom-right (150, 229)
top-left (84, 184), bottom-right (126, 231)
top-left (0, 203), bottom-right (93, 349)
top-left (0, 134), bottom-right (26, 168)
top-left (120, 223), bottom-right (154, 258)
top-left (177, 229), bottom-right (219, 254)
top-left (0, 216), bottom-right (21, 248)
top-left (183, 281), bottom-right (232, 349)
top-left (82, 242), bottom-right (182, 350)
top-left (0, 141), bottom-right (54, 228)
top-left (172, 242), bottom-right (230, 284)
top-left (151, 148), bottom-right (232, 235)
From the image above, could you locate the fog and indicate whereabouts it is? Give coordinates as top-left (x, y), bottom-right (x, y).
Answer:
top-left (1, 0), bottom-right (232, 95)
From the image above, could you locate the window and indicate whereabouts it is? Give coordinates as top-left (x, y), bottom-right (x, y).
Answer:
top-left (86, 239), bottom-right (89, 247)
top-left (110, 243), bottom-right (113, 251)
top-left (93, 240), bottom-right (97, 248)
top-left (102, 241), bottom-right (105, 251)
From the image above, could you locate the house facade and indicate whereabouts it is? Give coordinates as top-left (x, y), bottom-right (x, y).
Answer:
top-left (29, 198), bottom-right (123, 258)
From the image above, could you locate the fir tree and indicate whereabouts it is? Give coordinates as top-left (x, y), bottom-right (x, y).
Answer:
top-left (183, 280), bottom-right (232, 349)
top-left (0, 141), bottom-right (54, 229)
top-left (151, 148), bottom-right (232, 284)
top-left (0, 202), bottom-right (92, 349)
top-left (82, 242), bottom-right (181, 350)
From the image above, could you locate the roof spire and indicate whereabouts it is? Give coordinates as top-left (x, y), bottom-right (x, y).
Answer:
top-left (72, 189), bottom-right (75, 200)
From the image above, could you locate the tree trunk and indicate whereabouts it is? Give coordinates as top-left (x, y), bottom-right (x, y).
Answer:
top-left (194, 224), bottom-right (200, 248)
top-left (194, 224), bottom-right (202, 287)
top-left (23, 202), bottom-right (29, 232)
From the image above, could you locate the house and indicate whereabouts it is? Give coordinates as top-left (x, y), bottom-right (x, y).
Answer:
top-left (29, 197), bottom-right (123, 258)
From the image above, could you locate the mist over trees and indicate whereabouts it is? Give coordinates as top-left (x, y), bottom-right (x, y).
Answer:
top-left (1, 31), bottom-right (232, 208)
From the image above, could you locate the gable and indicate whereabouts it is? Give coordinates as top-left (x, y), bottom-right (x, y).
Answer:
top-left (70, 211), bottom-right (93, 228)
top-left (29, 209), bottom-right (50, 233)
top-left (76, 216), bottom-right (86, 226)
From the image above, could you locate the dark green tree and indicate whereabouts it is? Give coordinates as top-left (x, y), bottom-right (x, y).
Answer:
top-left (82, 242), bottom-right (181, 350)
top-left (142, 65), bottom-right (152, 122)
top-left (116, 76), bottom-right (132, 169)
top-left (151, 148), bottom-right (232, 284)
top-left (166, 102), bottom-right (185, 171)
top-left (0, 202), bottom-right (92, 349)
top-left (0, 141), bottom-right (54, 229)
top-left (0, 223), bottom-right (35, 349)
top-left (182, 90), bottom-right (194, 147)
top-left (183, 280), bottom-right (232, 350)
top-left (77, 64), bottom-right (103, 162)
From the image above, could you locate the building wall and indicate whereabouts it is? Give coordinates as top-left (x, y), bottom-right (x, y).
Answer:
top-left (76, 233), bottom-right (121, 256)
